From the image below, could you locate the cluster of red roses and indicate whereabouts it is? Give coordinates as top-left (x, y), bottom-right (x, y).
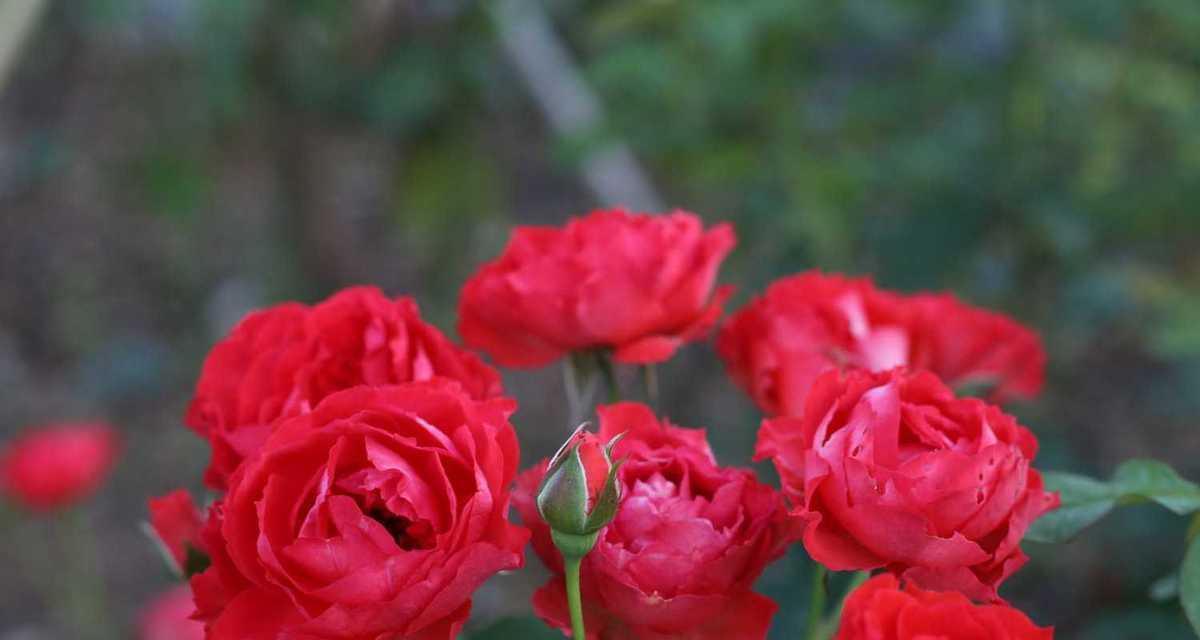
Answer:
top-left (144, 209), bottom-right (1057, 639)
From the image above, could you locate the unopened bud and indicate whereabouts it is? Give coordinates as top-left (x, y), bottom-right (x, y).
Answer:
top-left (536, 424), bottom-right (624, 555)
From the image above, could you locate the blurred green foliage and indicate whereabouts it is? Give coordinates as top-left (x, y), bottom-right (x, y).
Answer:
top-left (2, 0), bottom-right (1199, 638)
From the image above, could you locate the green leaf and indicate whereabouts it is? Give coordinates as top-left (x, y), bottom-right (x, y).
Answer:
top-left (1027, 460), bottom-right (1200, 543)
top-left (1026, 472), bottom-right (1117, 543)
top-left (1112, 459), bottom-right (1200, 514)
top-left (468, 616), bottom-right (560, 640)
top-left (1179, 534), bottom-right (1200, 636)
top-left (1149, 572), bottom-right (1179, 602)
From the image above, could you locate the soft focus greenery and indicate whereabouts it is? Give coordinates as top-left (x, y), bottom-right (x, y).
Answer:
top-left (0, 1), bottom-right (1198, 638)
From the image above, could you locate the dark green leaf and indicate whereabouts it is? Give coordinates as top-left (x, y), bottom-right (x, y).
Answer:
top-left (1028, 460), bottom-right (1200, 543)
top-left (1026, 472), bottom-right (1117, 543)
top-left (1113, 459), bottom-right (1200, 514)
top-left (1150, 572), bottom-right (1179, 602)
top-left (1179, 534), bottom-right (1200, 636)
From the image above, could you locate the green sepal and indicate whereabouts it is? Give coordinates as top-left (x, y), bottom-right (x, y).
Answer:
top-left (583, 457), bottom-right (625, 533)
top-left (551, 529), bottom-right (601, 561)
top-left (537, 443), bottom-right (590, 534)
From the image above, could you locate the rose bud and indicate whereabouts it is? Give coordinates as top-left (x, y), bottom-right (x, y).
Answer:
top-left (187, 285), bottom-right (503, 490)
top-left (516, 403), bottom-right (802, 639)
top-left (139, 586), bottom-right (205, 640)
top-left (189, 381), bottom-right (528, 640)
top-left (718, 271), bottom-right (1044, 416)
top-left (458, 209), bottom-right (736, 368)
top-left (0, 421), bottom-right (119, 512)
top-left (835, 574), bottom-right (1053, 639)
top-left (756, 368), bottom-right (1058, 602)
top-left (147, 490), bottom-right (207, 577)
top-left (537, 425), bottom-right (623, 554)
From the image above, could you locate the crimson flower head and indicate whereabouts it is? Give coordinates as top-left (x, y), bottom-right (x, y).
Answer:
top-left (188, 381), bottom-right (528, 640)
top-left (835, 575), bottom-right (1053, 639)
top-left (458, 208), bottom-right (736, 367)
top-left (186, 285), bottom-right (502, 490)
top-left (756, 368), bottom-right (1058, 602)
top-left (1, 421), bottom-right (119, 512)
top-left (516, 403), bottom-right (801, 639)
top-left (718, 270), bottom-right (1045, 416)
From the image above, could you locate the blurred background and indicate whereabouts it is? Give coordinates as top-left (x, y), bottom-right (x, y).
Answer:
top-left (0, 0), bottom-right (1199, 638)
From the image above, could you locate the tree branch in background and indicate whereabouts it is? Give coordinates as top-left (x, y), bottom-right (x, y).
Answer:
top-left (0, 0), bottom-right (48, 95)
top-left (489, 0), bottom-right (664, 211)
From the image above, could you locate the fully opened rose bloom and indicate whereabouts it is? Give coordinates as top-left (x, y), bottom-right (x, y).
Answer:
top-left (515, 403), bottom-right (801, 639)
top-left (189, 382), bottom-right (528, 639)
top-left (0, 421), bottom-right (118, 511)
top-left (835, 575), bottom-right (1052, 639)
top-left (458, 209), bottom-right (736, 367)
top-left (187, 285), bottom-right (502, 489)
top-left (718, 271), bottom-right (1045, 416)
top-left (757, 369), bottom-right (1058, 601)
top-left (139, 586), bottom-right (205, 640)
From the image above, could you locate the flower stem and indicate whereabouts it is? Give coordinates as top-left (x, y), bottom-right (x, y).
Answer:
top-left (641, 364), bottom-right (658, 408)
top-left (818, 571), bottom-right (870, 638)
top-left (57, 508), bottom-right (115, 639)
top-left (564, 555), bottom-right (586, 640)
top-left (596, 352), bottom-right (619, 403)
top-left (563, 358), bottom-right (584, 426)
top-left (564, 353), bottom-right (600, 426)
top-left (805, 563), bottom-right (828, 640)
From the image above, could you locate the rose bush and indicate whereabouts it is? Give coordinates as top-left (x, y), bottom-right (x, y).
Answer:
top-left (187, 286), bottom-right (501, 489)
top-left (1, 421), bottom-right (118, 511)
top-left (515, 402), bottom-right (801, 639)
top-left (189, 381), bottom-right (528, 639)
top-left (835, 575), bottom-right (1052, 639)
top-left (458, 209), bottom-right (736, 367)
top-left (756, 368), bottom-right (1057, 601)
top-left (718, 271), bottom-right (1044, 416)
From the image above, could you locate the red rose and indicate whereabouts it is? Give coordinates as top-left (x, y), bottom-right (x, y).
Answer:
top-left (569, 431), bottom-right (611, 510)
top-left (190, 382), bottom-right (528, 640)
top-left (904, 293), bottom-right (1046, 405)
top-left (0, 421), bottom-right (118, 511)
top-left (718, 271), bottom-right (1044, 416)
top-left (139, 586), bottom-right (205, 640)
top-left (756, 369), bottom-right (1058, 601)
top-left (458, 209), bottom-right (736, 367)
top-left (835, 574), bottom-right (1053, 639)
top-left (187, 285), bottom-right (502, 489)
top-left (515, 403), bottom-right (800, 639)
top-left (148, 490), bottom-right (205, 573)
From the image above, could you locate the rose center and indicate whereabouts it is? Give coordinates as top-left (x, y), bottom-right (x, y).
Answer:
top-left (366, 507), bottom-right (435, 551)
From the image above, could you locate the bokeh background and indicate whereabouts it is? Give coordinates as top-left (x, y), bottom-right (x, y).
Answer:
top-left (1, 1), bottom-right (1199, 638)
